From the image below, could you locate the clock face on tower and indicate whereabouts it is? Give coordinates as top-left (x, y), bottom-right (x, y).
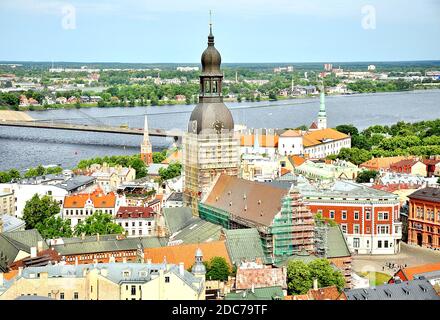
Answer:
top-left (212, 120), bottom-right (224, 134)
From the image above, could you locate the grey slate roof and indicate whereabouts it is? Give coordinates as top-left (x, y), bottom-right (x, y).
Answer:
top-left (169, 218), bottom-right (223, 244)
top-left (1, 215), bottom-right (25, 233)
top-left (56, 175), bottom-right (96, 192)
top-left (163, 207), bottom-right (194, 234)
top-left (225, 286), bottom-right (284, 300)
top-left (345, 279), bottom-right (440, 300)
top-left (1, 262), bottom-right (203, 294)
top-left (223, 228), bottom-right (267, 265)
top-left (53, 236), bottom-right (168, 256)
top-left (0, 229), bottom-right (48, 272)
top-left (327, 225), bottom-right (351, 258)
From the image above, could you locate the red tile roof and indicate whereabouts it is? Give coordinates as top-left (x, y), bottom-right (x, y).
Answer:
top-left (116, 206), bottom-right (155, 219)
top-left (390, 159), bottom-right (424, 169)
top-left (308, 286), bottom-right (346, 300)
top-left (235, 266), bottom-right (287, 290)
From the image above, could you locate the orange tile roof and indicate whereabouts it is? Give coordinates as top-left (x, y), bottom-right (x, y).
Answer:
top-left (161, 150), bottom-right (182, 164)
top-left (303, 128), bottom-right (350, 147)
top-left (63, 187), bottom-right (116, 208)
top-left (289, 155), bottom-right (306, 167)
top-left (280, 129), bottom-right (302, 137)
top-left (359, 156), bottom-right (411, 170)
top-left (3, 269), bottom-right (18, 281)
top-left (143, 240), bottom-right (231, 270)
top-left (280, 168), bottom-right (291, 176)
top-left (398, 262), bottom-right (440, 281)
top-left (240, 134), bottom-right (279, 148)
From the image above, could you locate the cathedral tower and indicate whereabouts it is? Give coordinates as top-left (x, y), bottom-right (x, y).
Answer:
top-left (183, 18), bottom-right (239, 216)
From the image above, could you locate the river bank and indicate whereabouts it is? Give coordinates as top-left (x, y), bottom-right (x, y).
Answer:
top-left (3, 87), bottom-right (439, 112)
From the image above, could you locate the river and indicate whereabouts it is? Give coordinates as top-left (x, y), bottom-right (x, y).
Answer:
top-left (0, 89), bottom-right (439, 171)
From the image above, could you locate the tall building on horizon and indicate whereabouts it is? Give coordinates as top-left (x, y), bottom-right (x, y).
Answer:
top-left (140, 114), bottom-right (153, 165)
top-left (183, 22), bottom-right (240, 216)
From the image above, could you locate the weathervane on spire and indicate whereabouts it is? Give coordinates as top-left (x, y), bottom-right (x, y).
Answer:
top-left (209, 9), bottom-right (213, 34)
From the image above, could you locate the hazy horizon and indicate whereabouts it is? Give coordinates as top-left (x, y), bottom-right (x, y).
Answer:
top-left (1, 0), bottom-right (439, 63)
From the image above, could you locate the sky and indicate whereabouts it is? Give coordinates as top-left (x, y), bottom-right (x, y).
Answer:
top-left (0, 0), bottom-right (439, 63)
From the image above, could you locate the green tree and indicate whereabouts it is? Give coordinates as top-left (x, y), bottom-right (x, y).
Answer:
top-left (158, 162), bottom-right (182, 181)
top-left (356, 170), bottom-right (379, 183)
top-left (0, 171), bottom-right (11, 183)
top-left (128, 157), bottom-right (148, 179)
top-left (335, 124), bottom-right (359, 137)
top-left (8, 169), bottom-right (21, 180)
top-left (287, 259), bottom-right (345, 295)
top-left (287, 260), bottom-right (313, 295)
top-left (23, 194), bottom-right (61, 230)
top-left (153, 150), bottom-right (168, 164)
top-left (336, 148), bottom-right (372, 165)
top-left (36, 216), bottom-right (73, 239)
top-left (308, 259), bottom-right (345, 291)
top-left (74, 211), bottom-right (124, 236)
top-left (206, 257), bottom-right (231, 281)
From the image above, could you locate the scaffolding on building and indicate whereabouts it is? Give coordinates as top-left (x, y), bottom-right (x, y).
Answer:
top-left (271, 186), bottom-right (315, 262)
top-left (183, 130), bottom-right (240, 216)
top-left (314, 222), bottom-right (329, 258)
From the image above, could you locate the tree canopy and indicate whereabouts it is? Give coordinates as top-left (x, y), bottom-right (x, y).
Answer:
top-left (23, 194), bottom-right (61, 230)
top-left (287, 259), bottom-right (345, 295)
top-left (74, 211), bottom-right (124, 236)
top-left (356, 170), bottom-right (379, 183)
top-left (158, 162), bottom-right (182, 181)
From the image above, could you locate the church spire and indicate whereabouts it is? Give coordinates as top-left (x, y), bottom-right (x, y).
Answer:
top-left (140, 114), bottom-right (153, 165)
top-left (317, 82), bottom-right (327, 130)
top-left (208, 10), bottom-right (214, 45)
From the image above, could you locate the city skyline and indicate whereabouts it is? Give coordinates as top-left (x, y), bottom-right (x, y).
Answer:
top-left (0, 0), bottom-right (439, 63)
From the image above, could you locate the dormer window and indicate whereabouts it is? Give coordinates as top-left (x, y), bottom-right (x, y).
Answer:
top-left (122, 270), bottom-right (131, 278)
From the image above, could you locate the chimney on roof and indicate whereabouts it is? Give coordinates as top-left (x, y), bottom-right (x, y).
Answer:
top-left (37, 241), bottom-right (43, 253)
top-left (313, 278), bottom-right (318, 290)
top-left (30, 247), bottom-right (37, 258)
top-left (179, 262), bottom-right (185, 276)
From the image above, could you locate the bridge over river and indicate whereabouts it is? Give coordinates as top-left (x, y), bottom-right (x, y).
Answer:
top-left (0, 110), bottom-right (183, 138)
